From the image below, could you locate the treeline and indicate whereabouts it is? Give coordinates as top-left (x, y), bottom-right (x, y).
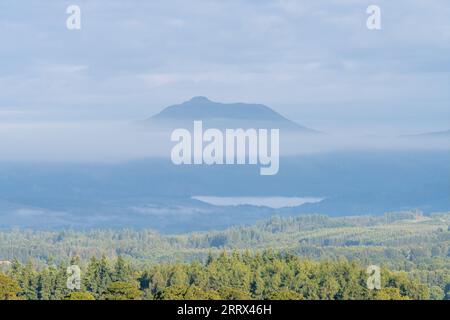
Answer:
top-left (1, 212), bottom-right (449, 270)
top-left (0, 252), bottom-right (436, 300)
top-left (1, 212), bottom-right (449, 299)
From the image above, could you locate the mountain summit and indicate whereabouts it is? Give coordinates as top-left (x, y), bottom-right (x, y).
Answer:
top-left (146, 97), bottom-right (316, 132)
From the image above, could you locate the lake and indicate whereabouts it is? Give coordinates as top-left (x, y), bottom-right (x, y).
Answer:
top-left (192, 196), bottom-right (324, 209)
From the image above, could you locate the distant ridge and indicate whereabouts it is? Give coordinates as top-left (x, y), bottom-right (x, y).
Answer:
top-left (400, 129), bottom-right (450, 138)
top-left (144, 96), bottom-right (317, 133)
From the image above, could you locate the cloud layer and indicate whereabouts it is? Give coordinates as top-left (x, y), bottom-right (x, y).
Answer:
top-left (0, 0), bottom-right (449, 132)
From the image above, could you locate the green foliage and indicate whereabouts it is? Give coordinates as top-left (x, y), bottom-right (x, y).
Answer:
top-left (183, 286), bottom-right (221, 300)
top-left (374, 288), bottom-right (410, 300)
top-left (1, 212), bottom-right (449, 270)
top-left (83, 256), bottom-right (112, 298)
top-left (65, 291), bottom-right (95, 300)
top-left (0, 211), bottom-right (449, 300)
top-left (102, 281), bottom-right (142, 300)
top-left (1, 253), bottom-right (431, 300)
top-left (0, 273), bottom-right (21, 300)
top-left (267, 290), bottom-right (304, 300)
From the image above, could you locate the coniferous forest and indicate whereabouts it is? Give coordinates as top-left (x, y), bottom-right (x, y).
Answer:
top-left (1, 211), bottom-right (449, 300)
top-left (0, 252), bottom-right (432, 300)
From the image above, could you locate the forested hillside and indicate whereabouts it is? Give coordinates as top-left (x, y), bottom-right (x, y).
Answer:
top-left (1, 211), bottom-right (449, 267)
top-left (1, 211), bottom-right (450, 299)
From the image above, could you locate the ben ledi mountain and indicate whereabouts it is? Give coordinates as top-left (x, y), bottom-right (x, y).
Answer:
top-left (145, 96), bottom-right (317, 133)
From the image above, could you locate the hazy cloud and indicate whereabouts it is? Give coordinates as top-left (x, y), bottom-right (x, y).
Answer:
top-left (0, 0), bottom-right (449, 134)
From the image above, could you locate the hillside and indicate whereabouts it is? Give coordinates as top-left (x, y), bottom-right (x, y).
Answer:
top-left (1, 211), bottom-right (449, 300)
top-left (1, 211), bottom-right (449, 269)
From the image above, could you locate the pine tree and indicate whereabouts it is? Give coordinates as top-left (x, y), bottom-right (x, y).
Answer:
top-left (112, 256), bottom-right (132, 282)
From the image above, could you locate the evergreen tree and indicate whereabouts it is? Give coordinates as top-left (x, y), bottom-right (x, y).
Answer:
top-left (102, 281), bottom-right (142, 300)
top-left (0, 274), bottom-right (21, 300)
top-left (112, 256), bottom-right (132, 282)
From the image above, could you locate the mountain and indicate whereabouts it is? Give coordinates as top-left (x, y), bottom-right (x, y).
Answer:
top-left (144, 96), bottom-right (316, 133)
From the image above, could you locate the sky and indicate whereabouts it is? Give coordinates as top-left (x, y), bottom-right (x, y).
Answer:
top-left (0, 0), bottom-right (449, 134)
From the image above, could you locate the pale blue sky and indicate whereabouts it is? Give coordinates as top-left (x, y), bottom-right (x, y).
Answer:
top-left (1, 0), bottom-right (449, 133)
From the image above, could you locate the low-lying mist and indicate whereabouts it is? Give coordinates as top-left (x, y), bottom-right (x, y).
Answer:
top-left (0, 121), bottom-right (448, 163)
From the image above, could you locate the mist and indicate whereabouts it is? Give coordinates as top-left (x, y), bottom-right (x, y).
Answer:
top-left (0, 121), bottom-right (448, 163)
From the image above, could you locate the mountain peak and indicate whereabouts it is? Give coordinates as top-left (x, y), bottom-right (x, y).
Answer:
top-left (147, 97), bottom-right (317, 133)
top-left (187, 96), bottom-right (211, 104)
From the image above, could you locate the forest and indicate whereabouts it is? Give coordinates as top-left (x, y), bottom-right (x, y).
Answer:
top-left (1, 211), bottom-right (450, 300)
top-left (0, 252), bottom-right (435, 300)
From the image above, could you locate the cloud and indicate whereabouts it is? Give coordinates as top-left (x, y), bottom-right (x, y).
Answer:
top-left (0, 0), bottom-right (448, 132)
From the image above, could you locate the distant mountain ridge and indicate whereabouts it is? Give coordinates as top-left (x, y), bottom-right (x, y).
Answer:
top-left (400, 129), bottom-right (450, 139)
top-left (145, 96), bottom-right (316, 133)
